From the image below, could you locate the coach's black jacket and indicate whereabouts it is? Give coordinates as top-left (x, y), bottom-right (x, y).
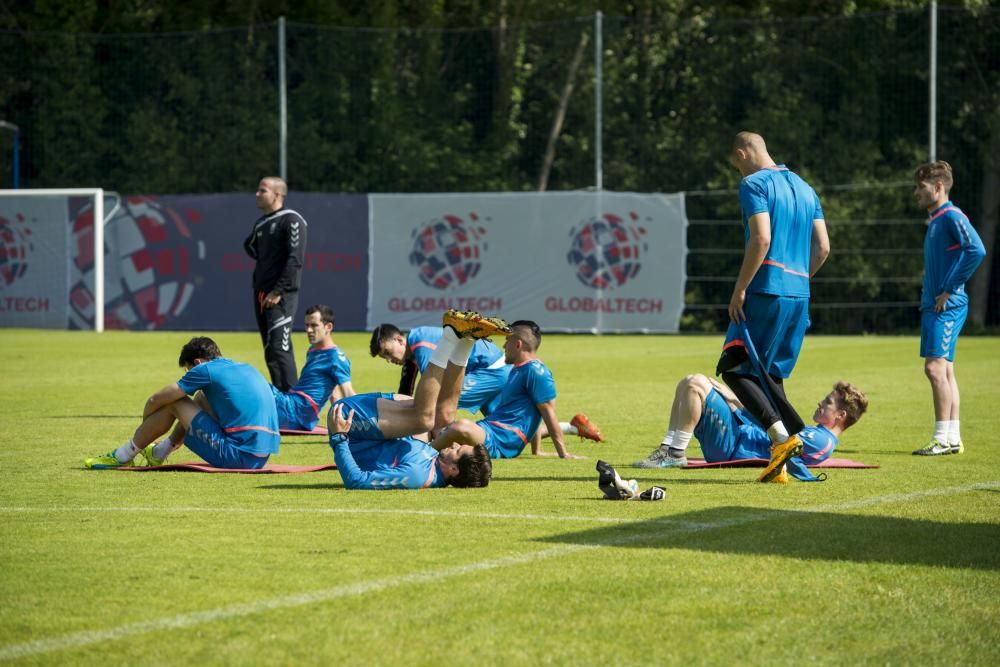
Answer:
top-left (243, 207), bottom-right (308, 296)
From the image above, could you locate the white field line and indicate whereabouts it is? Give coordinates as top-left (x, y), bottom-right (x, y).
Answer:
top-left (1, 480), bottom-right (997, 661)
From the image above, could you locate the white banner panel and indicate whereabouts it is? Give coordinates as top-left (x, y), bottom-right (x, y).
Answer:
top-left (368, 192), bottom-right (687, 332)
top-left (0, 196), bottom-right (69, 328)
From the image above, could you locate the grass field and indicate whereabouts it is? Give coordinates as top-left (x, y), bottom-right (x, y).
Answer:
top-left (1, 329), bottom-right (999, 665)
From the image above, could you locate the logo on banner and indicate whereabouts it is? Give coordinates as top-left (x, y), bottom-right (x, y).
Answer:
top-left (566, 212), bottom-right (648, 289)
top-left (409, 213), bottom-right (488, 290)
top-left (70, 197), bottom-right (206, 329)
top-left (0, 215), bottom-right (35, 287)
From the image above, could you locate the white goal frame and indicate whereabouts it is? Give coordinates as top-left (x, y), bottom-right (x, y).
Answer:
top-left (0, 188), bottom-right (112, 332)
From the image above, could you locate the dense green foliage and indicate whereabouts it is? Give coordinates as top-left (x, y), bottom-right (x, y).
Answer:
top-left (1, 1), bottom-right (997, 329)
top-left (1, 329), bottom-right (999, 664)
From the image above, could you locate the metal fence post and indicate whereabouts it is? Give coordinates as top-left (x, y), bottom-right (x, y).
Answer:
top-left (929, 1), bottom-right (937, 162)
top-left (594, 11), bottom-right (603, 191)
top-left (278, 16), bottom-right (288, 181)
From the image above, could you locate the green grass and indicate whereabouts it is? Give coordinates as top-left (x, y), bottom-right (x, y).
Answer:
top-left (1, 329), bottom-right (999, 665)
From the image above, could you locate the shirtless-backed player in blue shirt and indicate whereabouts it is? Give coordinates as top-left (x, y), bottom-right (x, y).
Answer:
top-left (272, 305), bottom-right (354, 431)
top-left (634, 374), bottom-right (868, 483)
top-left (85, 336), bottom-right (280, 470)
top-left (716, 132), bottom-right (832, 483)
top-left (911, 161), bottom-right (986, 457)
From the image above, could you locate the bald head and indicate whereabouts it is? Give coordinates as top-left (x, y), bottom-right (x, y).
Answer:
top-left (262, 176), bottom-right (288, 197)
top-left (255, 176), bottom-right (287, 214)
top-left (730, 132), bottom-right (774, 176)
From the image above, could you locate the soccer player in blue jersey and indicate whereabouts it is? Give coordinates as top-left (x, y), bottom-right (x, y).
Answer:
top-left (633, 374), bottom-right (868, 483)
top-left (272, 304), bottom-right (354, 432)
top-left (328, 310), bottom-right (506, 489)
top-left (370, 323), bottom-right (511, 426)
top-left (911, 161), bottom-right (986, 456)
top-left (84, 336), bottom-right (280, 470)
top-left (429, 320), bottom-right (583, 460)
top-left (716, 132), bottom-right (830, 482)
top-left (371, 323), bottom-right (604, 444)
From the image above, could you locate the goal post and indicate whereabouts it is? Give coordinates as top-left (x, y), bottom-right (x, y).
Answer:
top-left (0, 188), bottom-right (111, 332)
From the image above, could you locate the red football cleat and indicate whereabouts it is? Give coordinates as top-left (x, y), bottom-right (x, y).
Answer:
top-left (571, 413), bottom-right (604, 442)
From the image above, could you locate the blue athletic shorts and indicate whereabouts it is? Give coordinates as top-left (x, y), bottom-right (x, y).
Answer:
top-left (271, 385), bottom-right (315, 431)
top-left (332, 393), bottom-right (394, 440)
top-left (459, 366), bottom-right (511, 415)
top-left (184, 412), bottom-right (269, 469)
top-left (694, 389), bottom-right (740, 461)
top-left (921, 306), bottom-right (968, 361)
top-left (476, 419), bottom-right (527, 459)
top-left (694, 390), bottom-right (772, 461)
top-left (721, 294), bottom-right (809, 379)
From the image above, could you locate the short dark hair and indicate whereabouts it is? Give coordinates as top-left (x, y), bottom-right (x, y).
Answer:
top-left (305, 304), bottom-right (335, 326)
top-left (450, 445), bottom-right (492, 488)
top-left (833, 381), bottom-right (869, 430)
top-left (178, 336), bottom-right (221, 367)
top-left (369, 323), bottom-right (403, 357)
top-left (509, 320), bottom-right (542, 351)
top-left (914, 160), bottom-right (953, 192)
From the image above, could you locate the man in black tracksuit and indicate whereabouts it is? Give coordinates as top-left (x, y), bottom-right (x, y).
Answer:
top-left (243, 176), bottom-right (307, 391)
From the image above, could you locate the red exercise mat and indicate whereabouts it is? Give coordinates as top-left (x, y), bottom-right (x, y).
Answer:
top-left (682, 457), bottom-right (878, 469)
top-left (280, 427), bottom-right (329, 436)
top-left (115, 463), bottom-right (337, 473)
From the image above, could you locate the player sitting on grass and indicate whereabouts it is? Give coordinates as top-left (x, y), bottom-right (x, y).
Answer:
top-left (273, 304), bottom-right (354, 432)
top-left (327, 310), bottom-right (507, 489)
top-left (429, 319), bottom-right (585, 460)
top-left (84, 336), bottom-right (279, 470)
top-left (633, 374), bottom-right (868, 483)
top-left (370, 322), bottom-right (603, 444)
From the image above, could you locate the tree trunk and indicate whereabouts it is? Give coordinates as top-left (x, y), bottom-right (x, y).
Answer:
top-left (968, 138), bottom-right (1000, 327)
top-left (537, 31), bottom-right (589, 192)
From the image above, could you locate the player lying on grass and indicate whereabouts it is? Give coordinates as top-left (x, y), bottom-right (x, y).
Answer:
top-left (327, 310), bottom-right (507, 489)
top-left (272, 304), bottom-right (354, 432)
top-left (370, 322), bottom-right (603, 444)
top-left (633, 374), bottom-right (868, 483)
top-left (84, 336), bottom-right (279, 470)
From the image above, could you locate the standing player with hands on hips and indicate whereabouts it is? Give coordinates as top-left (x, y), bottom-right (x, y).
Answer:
top-left (911, 161), bottom-right (986, 456)
top-left (244, 176), bottom-right (307, 392)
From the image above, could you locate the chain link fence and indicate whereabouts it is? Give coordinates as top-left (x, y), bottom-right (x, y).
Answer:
top-left (1, 7), bottom-right (997, 332)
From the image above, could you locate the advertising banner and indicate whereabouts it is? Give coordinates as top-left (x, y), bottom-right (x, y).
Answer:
top-left (0, 195), bottom-right (69, 328)
top-left (64, 192), bottom-right (369, 331)
top-left (368, 192), bottom-right (687, 332)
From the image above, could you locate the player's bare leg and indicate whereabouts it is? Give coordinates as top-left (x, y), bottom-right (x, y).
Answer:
top-left (914, 357), bottom-right (954, 456)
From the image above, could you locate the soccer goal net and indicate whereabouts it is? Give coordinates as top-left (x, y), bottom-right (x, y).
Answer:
top-left (0, 188), bottom-right (114, 332)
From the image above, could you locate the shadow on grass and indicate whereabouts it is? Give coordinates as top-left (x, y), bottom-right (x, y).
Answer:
top-left (539, 506), bottom-right (1000, 570)
top-left (258, 483), bottom-right (343, 490)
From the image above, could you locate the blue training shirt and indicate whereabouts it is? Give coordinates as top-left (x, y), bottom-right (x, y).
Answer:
top-left (921, 201), bottom-right (986, 311)
top-left (330, 435), bottom-right (445, 490)
top-left (177, 358), bottom-right (279, 455)
top-left (407, 326), bottom-right (506, 374)
top-left (277, 344), bottom-right (351, 430)
top-left (738, 165), bottom-right (824, 298)
top-left (477, 358), bottom-right (557, 457)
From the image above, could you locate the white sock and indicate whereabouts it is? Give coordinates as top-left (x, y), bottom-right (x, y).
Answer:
top-left (672, 431), bottom-right (693, 454)
top-left (152, 437), bottom-right (181, 462)
top-left (767, 421), bottom-right (789, 444)
top-left (560, 422), bottom-right (577, 435)
top-left (947, 420), bottom-right (961, 445)
top-left (429, 328), bottom-right (459, 369)
top-left (660, 429), bottom-right (676, 448)
top-left (933, 420), bottom-right (949, 443)
top-left (448, 337), bottom-right (475, 367)
top-left (113, 439), bottom-right (140, 464)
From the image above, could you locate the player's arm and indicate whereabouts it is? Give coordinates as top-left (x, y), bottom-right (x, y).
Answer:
top-left (143, 383), bottom-right (187, 419)
top-left (729, 212), bottom-right (770, 322)
top-left (535, 400), bottom-right (582, 459)
top-left (273, 214), bottom-right (307, 297)
top-left (809, 218), bottom-right (830, 277)
top-left (331, 381), bottom-right (356, 403)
